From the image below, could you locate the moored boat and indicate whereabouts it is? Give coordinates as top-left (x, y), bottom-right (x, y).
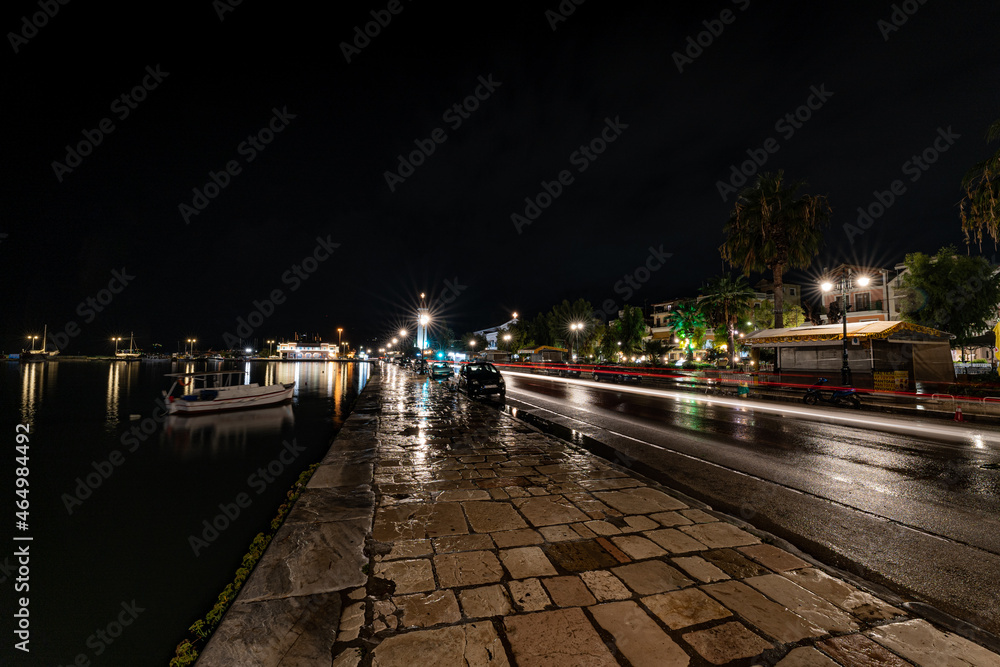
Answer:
top-left (163, 371), bottom-right (295, 415)
top-left (21, 325), bottom-right (60, 363)
top-left (115, 332), bottom-right (141, 360)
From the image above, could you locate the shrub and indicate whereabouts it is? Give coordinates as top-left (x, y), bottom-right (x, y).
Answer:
top-left (168, 462), bottom-right (321, 665)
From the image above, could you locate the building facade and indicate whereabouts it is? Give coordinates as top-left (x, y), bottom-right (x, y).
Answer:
top-left (276, 341), bottom-right (338, 360)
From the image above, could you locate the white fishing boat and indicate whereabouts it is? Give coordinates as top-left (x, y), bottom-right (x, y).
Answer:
top-left (163, 370), bottom-right (295, 415)
top-left (116, 332), bottom-right (141, 360)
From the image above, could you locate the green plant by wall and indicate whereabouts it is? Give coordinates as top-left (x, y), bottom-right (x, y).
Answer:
top-left (168, 463), bottom-right (321, 666)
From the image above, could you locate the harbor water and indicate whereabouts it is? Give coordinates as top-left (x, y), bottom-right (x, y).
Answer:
top-left (1, 359), bottom-right (369, 665)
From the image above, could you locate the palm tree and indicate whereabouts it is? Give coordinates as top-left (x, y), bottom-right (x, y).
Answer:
top-left (720, 171), bottom-right (830, 328)
top-left (666, 301), bottom-right (707, 362)
top-left (699, 274), bottom-right (755, 367)
top-left (960, 119), bottom-right (1000, 247)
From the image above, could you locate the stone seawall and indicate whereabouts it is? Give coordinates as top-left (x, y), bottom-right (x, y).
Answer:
top-left (197, 366), bottom-right (381, 665)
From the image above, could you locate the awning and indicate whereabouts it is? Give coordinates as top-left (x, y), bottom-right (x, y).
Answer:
top-left (517, 345), bottom-right (568, 354)
top-left (746, 321), bottom-right (952, 345)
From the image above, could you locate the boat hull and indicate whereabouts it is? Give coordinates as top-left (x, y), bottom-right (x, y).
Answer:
top-left (167, 384), bottom-right (294, 415)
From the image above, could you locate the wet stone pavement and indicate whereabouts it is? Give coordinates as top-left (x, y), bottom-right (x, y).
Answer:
top-left (203, 365), bottom-right (1000, 666)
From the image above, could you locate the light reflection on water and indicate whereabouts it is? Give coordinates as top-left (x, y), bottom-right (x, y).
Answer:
top-left (165, 404), bottom-right (295, 460)
top-left (19, 359), bottom-right (56, 423)
top-left (3, 358), bottom-right (371, 664)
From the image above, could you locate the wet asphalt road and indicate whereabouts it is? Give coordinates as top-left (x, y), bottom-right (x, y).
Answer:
top-left (498, 371), bottom-right (1000, 636)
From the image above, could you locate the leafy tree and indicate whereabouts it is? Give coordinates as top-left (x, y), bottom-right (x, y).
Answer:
top-left (666, 301), bottom-right (707, 362)
top-left (579, 321), bottom-right (606, 359)
top-left (699, 274), bottom-right (755, 367)
top-left (460, 332), bottom-right (489, 354)
top-left (961, 119), bottom-right (1000, 247)
top-left (825, 299), bottom-right (842, 325)
top-left (617, 305), bottom-right (648, 356)
top-left (898, 246), bottom-right (1000, 360)
top-left (430, 326), bottom-right (455, 351)
top-left (783, 304), bottom-right (806, 327)
top-left (752, 302), bottom-right (808, 329)
top-left (544, 299), bottom-right (603, 358)
top-left (721, 171), bottom-right (830, 328)
top-left (643, 339), bottom-right (667, 365)
top-left (499, 322), bottom-right (527, 356)
top-left (599, 321), bottom-right (623, 361)
top-left (525, 313), bottom-right (552, 348)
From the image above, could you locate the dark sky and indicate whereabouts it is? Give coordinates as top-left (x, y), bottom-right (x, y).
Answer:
top-left (3, 1), bottom-right (999, 354)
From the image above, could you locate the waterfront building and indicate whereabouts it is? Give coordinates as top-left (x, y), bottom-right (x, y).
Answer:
top-left (276, 341), bottom-right (338, 360)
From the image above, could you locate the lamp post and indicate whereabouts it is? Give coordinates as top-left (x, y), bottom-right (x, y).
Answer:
top-left (569, 322), bottom-right (583, 360)
top-left (821, 269), bottom-right (869, 386)
top-left (186, 338), bottom-right (197, 356)
top-left (267, 340), bottom-right (275, 357)
top-left (111, 337), bottom-right (122, 354)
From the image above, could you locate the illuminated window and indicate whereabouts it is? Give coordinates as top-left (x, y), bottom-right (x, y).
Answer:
top-left (856, 293), bottom-right (870, 311)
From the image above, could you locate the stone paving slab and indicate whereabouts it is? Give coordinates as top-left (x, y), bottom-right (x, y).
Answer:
top-left (197, 378), bottom-right (382, 666)
top-left (206, 367), bottom-right (1000, 666)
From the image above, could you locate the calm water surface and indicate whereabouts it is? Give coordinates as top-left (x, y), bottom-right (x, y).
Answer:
top-left (1, 359), bottom-right (369, 665)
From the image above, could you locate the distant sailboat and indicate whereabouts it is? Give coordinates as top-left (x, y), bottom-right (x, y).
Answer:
top-left (116, 332), bottom-right (141, 360)
top-left (21, 325), bottom-right (60, 362)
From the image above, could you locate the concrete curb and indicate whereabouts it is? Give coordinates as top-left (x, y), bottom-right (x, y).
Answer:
top-left (196, 366), bottom-right (382, 666)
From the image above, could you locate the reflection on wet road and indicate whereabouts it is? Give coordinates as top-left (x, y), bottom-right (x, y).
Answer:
top-left (503, 372), bottom-right (1000, 634)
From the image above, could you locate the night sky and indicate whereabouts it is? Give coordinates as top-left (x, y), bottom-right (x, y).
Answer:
top-left (4, 0), bottom-right (999, 354)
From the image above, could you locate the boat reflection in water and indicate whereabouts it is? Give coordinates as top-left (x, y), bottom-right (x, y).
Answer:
top-left (165, 404), bottom-right (295, 460)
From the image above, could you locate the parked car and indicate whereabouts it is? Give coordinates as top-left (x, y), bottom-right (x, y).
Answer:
top-left (458, 362), bottom-right (506, 400)
top-left (592, 365), bottom-right (642, 383)
top-left (430, 362), bottom-right (452, 379)
top-left (546, 361), bottom-right (581, 378)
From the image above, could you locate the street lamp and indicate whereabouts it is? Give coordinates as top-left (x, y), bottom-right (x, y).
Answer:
top-left (186, 338), bottom-right (197, 356)
top-left (337, 327), bottom-right (343, 351)
top-left (821, 269), bottom-right (869, 386)
top-left (111, 336), bottom-right (122, 354)
top-left (267, 340), bottom-right (275, 357)
top-left (512, 312), bottom-right (518, 320)
top-left (569, 322), bottom-right (583, 360)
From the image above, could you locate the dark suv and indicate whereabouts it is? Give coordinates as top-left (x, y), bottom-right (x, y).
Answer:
top-left (458, 362), bottom-right (506, 400)
top-left (593, 365), bottom-right (642, 383)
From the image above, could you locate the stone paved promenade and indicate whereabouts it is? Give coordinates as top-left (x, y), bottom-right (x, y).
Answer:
top-left (200, 365), bottom-right (1000, 666)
